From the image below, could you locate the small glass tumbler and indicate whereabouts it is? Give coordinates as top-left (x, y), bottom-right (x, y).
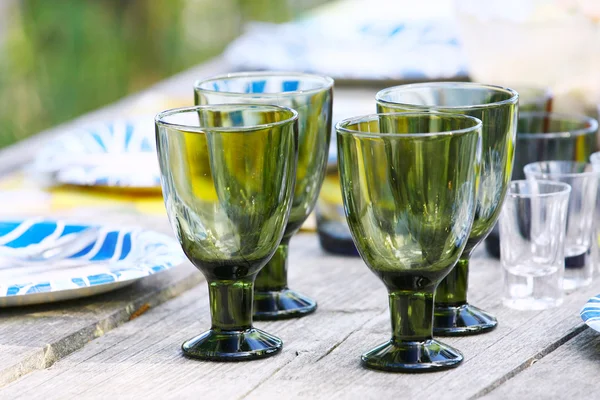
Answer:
top-left (500, 180), bottom-right (571, 310)
top-left (513, 113), bottom-right (598, 180)
top-left (524, 161), bottom-right (600, 290)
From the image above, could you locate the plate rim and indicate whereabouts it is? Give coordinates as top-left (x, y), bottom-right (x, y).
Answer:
top-left (0, 218), bottom-right (184, 303)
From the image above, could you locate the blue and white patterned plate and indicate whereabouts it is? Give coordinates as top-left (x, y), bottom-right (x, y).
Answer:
top-left (0, 219), bottom-right (184, 307)
top-left (580, 295), bottom-right (600, 332)
top-left (33, 117), bottom-right (161, 190)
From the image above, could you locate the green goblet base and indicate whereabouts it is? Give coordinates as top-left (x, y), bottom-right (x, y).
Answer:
top-left (433, 303), bottom-right (497, 336)
top-left (182, 328), bottom-right (282, 361)
top-left (253, 289), bottom-right (317, 320)
top-left (361, 339), bottom-right (463, 373)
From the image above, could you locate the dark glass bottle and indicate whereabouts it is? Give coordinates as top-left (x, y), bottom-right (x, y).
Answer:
top-left (316, 162), bottom-right (359, 256)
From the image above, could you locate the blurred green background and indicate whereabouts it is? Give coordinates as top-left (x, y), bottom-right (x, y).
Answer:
top-left (0, 0), bottom-right (327, 149)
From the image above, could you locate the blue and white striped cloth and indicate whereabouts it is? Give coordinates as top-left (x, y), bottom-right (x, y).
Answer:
top-left (581, 295), bottom-right (600, 332)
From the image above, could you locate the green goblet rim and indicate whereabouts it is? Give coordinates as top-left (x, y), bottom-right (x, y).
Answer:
top-left (517, 111), bottom-right (598, 140)
top-left (375, 82), bottom-right (518, 111)
top-left (335, 111), bottom-right (482, 139)
top-left (524, 160), bottom-right (600, 179)
top-left (194, 71), bottom-right (334, 98)
top-left (155, 104), bottom-right (298, 133)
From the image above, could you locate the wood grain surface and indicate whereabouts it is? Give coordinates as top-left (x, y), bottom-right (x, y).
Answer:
top-left (1, 233), bottom-right (597, 399)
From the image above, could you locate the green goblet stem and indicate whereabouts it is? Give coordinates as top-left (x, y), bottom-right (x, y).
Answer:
top-left (253, 234), bottom-right (317, 320)
top-left (435, 258), bottom-right (469, 307)
top-left (433, 256), bottom-right (497, 336)
top-left (390, 289), bottom-right (434, 343)
top-left (184, 275), bottom-right (283, 360)
top-left (209, 278), bottom-right (254, 331)
top-left (361, 286), bottom-right (463, 372)
top-left (254, 237), bottom-right (290, 292)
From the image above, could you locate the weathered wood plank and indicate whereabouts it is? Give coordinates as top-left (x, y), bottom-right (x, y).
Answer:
top-left (1, 232), bottom-right (594, 399)
top-left (242, 252), bottom-right (595, 399)
top-left (0, 233), bottom-right (382, 399)
top-left (482, 327), bottom-right (600, 399)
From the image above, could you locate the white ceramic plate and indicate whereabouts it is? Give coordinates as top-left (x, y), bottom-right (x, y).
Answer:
top-left (33, 117), bottom-right (161, 190)
top-left (0, 218), bottom-right (184, 307)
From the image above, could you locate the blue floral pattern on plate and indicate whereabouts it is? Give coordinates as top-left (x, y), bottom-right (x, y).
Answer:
top-left (580, 295), bottom-right (600, 332)
top-left (33, 117), bottom-right (161, 189)
top-left (0, 219), bottom-right (184, 306)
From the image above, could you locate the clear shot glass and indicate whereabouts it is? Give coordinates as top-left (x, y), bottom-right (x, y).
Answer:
top-left (500, 180), bottom-right (571, 310)
top-left (485, 112), bottom-right (597, 259)
top-left (524, 161), bottom-right (600, 290)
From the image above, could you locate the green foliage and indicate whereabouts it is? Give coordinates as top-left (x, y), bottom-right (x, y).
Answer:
top-left (0, 0), bottom-right (326, 148)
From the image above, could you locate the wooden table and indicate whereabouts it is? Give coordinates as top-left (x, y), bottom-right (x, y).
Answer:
top-left (0, 59), bottom-right (597, 400)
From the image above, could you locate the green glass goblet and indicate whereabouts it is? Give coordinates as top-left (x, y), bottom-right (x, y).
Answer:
top-left (194, 72), bottom-right (334, 320)
top-left (337, 112), bottom-right (482, 372)
top-left (155, 104), bottom-right (298, 361)
top-left (376, 82), bottom-right (518, 336)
